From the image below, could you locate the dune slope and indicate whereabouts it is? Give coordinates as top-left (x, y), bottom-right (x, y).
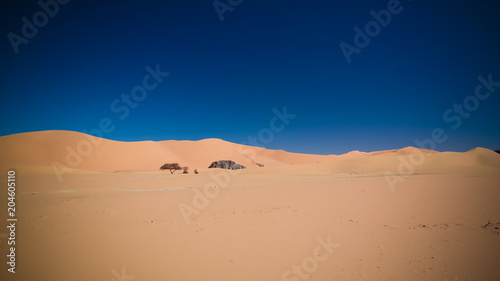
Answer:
top-left (0, 130), bottom-right (336, 172)
top-left (0, 130), bottom-right (498, 176)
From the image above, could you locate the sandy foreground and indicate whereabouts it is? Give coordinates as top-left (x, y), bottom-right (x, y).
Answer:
top-left (0, 131), bottom-right (499, 281)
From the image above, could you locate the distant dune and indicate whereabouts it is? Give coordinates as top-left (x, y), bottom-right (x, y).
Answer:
top-left (0, 130), bottom-right (499, 176)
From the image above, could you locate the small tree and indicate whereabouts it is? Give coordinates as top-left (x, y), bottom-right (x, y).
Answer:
top-left (160, 163), bottom-right (182, 174)
top-left (182, 166), bottom-right (189, 174)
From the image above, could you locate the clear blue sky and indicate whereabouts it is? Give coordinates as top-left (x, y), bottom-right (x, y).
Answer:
top-left (1, 0), bottom-right (499, 154)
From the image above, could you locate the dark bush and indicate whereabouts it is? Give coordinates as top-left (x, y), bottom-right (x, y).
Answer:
top-left (160, 163), bottom-right (182, 174)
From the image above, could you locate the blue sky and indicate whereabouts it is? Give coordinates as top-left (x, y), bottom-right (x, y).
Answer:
top-left (1, 0), bottom-right (499, 154)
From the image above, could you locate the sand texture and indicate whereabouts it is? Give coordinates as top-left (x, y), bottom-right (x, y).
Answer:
top-left (0, 130), bottom-right (499, 281)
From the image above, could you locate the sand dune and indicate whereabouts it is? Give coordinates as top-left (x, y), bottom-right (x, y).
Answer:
top-left (0, 130), bottom-right (338, 173)
top-left (328, 146), bottom-right (500, 175)
top-left (1, 131), bottom-right (498, 176)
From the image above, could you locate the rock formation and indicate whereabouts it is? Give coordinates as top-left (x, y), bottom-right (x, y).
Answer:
top-left (208, 160), bottom-right (246, 170)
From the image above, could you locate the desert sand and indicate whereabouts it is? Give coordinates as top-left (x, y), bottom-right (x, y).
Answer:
top-left (1, 130), bottom-right (499, 281)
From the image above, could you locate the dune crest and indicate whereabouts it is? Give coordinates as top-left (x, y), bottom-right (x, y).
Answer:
top-left (0, 130), bottom-right (498, 175)
top-left (0, 130), bottom-right (336, 172)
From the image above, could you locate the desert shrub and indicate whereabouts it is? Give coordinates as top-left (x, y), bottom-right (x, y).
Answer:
top-left (182, 166), bottom-right (189, 174)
